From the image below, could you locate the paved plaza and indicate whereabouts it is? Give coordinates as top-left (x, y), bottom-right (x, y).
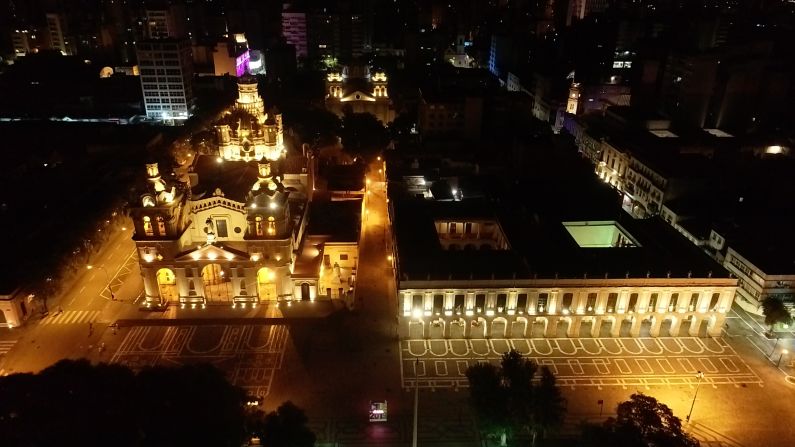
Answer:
top-left (400, 337), bottom-right (763, 390)
top-left (110, 324), bottom-right (289, 399)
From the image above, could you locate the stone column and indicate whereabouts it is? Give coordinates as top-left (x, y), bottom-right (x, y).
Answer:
top-left (545, 316), bottom-right (559, 337)
top-left (708, 313), bottom-right (725, 337)
top-left (688, 316), bottom-right (701, 336)
top-left (141, 268), bottom-right (159, 303)
top-left (611, 317), bottom-right (623, 337)
top-left (570, 316), bottom-right (582, 337)
top-left (629, 316), bottom-right (643, 337)
top-left (669, 316), bottom-right (683, 337)
top-left (649, 316), bottom-right (663, 337)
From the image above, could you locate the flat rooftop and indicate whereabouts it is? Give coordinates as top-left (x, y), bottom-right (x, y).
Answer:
top-left (391, 147), bottom-right (729, 282)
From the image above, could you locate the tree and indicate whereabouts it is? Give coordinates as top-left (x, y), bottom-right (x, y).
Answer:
top-left (466, 362), bottom-right (512, 445)
top-left (580, 393), bottom-right (699, 447)
top-left (762, 297), bottom-right (792, 333)
top-left (339, 111), bottom-right (388, 159)
top-left (0, 359), bottom-right (253, 447)
top-left (466, 350), bottom-right (566, 446)
top-left (252, 401), bottom-right (317, 447)
top-left (532, 367), bottom-right (567, 445)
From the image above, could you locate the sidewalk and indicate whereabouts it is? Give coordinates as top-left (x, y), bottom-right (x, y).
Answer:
top-left (110, 299), bottom-right (348, 326)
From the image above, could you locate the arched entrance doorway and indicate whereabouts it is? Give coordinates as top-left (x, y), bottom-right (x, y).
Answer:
top-left (510, 318), bottom-right (527, 338)
top-left (619, 318), bottom-right (633, 337)
top-left (490, 318), bottom-right (507, 338)
top-left (257, 268), bottom-right (277, 301)
top-left (156, 268), bottom-right (178, 302)
top-left (450, 320), bottom-right (466, 338)
top-left (300, 282), bottom-right (311, 301)
top-left (201, 264), bottom-right (232, 302)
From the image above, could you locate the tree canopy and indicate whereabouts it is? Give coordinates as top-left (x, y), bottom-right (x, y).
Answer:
top-left (248, 401), bottom-right (317, 447)
top-left (762, 297), bottom-right (792, 331)
top-left (339, 111), bottom-right (389, 159)
top-left (466, 350), bottom-right (566, 446)
top-left (581, 393), bottom-right (700, 447)
top-left (0, 359), bottom-right (314, 447)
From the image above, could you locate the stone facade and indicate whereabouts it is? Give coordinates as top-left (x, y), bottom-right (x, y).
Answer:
top-left (399, 278), bottom-right (735, 339)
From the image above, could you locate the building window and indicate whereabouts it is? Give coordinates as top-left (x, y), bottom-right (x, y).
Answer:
top-left (607, 293), bottom-right (618, 313)
top-left (155, 216), bottom-right (166, 235)
top-left (188, 280), bottom-right (196, 296)
top-left (475, 294), bottom-right (486, 312)
top-left (433, 294), bottom-right (444, 314)
top-left (561, 293), bottom-right (573, 311)
top-left (538, 293), bottom-right (549, 313)
top-left (143, 216), bottom-right (154, 236)
top-left (516, 293), bottom-right (528, 312)
top-left (628, 293), bottom-right (638, 312)
top-left (709, 293), bottom-right (720, 311)
top-left (267, 217), bottom-right (276, 236)
top-left (689, 293), bottom-right (699, 311)
top-left (586, 293), bottom-right (597, 313)
top-left (454, 294), bottom-right (465, 312)
top-left (464, 223), bottom-right (472, 234)
top-left (216, 219), bottom-right (228, 238)
top-left (255, 216), bottom-right (264, 236)
top-left (449, 223), bottom-right (457, 234)
top-left (669, 293), bottom-right (679, 311)
top-left (340, 254), bottom-right (349, 261)
top-left (496, 293), bottom-right (507, 311)
top-left (648, 293), bottom-right (658, 312)
top-left (412, 294), bottom-right (423, 310)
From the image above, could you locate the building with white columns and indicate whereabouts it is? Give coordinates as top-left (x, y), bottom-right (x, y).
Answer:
top-left (391, 197), bottom-right (736, 339)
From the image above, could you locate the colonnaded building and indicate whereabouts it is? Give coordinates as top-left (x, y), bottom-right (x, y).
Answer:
top-left (129, 74), bottom-right (362, 308)
top-left (390, 179), bottom-right (738, 339)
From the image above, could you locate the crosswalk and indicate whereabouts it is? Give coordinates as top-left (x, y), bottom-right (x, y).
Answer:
top-left (40, 310), bottom-right (101, 325)
top-left (0, 340), bottom-right (16, 355)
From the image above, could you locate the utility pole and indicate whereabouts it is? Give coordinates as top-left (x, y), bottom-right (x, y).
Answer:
top-left (686, 371), bottom-right (704, 423)
top-left (412, 357), bottom-right (419, 447)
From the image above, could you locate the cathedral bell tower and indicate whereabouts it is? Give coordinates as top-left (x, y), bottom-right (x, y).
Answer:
top-left (566, 82), bottom-right (581, 115)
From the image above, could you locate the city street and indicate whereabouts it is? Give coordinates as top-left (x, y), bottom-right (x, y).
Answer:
top-left (0, 226), bottom-right (143, 375)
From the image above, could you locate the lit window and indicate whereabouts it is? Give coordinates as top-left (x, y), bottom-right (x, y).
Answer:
top-left (143, 216), bottom-right (154, 236)
top-left (156, 216), bottom-right (166, 235)
top-left (267, 216), bottom-right (276, 235)
top-left (255, 216), bottom-right (264, 236)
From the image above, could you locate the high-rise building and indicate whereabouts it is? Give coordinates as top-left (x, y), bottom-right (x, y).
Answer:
top-left (136, 3), bottom-right (193, 125)
top-left (281, 5), bottom-right (307, 58)
top-left (136, 39), bottom-right (194, 124)
top-left (145, 4), bottom-right (188, 40)
top-left (565, 0), bottom-right (611, 26)
top-left (45, 13), bottom-right (71, 55)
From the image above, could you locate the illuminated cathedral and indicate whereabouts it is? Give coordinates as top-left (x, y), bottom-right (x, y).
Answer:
top-left (129, 74), bottom-right (361, 309)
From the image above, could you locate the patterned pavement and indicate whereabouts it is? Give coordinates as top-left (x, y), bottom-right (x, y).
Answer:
top-left (110, 324), bottom-right (288, 398)
top-left (400, 337), bottom-right (763, 390)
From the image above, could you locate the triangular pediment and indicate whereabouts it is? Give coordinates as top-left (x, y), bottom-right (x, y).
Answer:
top-left (175, 244), bottom-right (248, 262)
top-left (340, 90), bottom-right (376, 102)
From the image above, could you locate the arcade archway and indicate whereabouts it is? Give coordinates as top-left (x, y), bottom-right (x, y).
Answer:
top-left (156, 268), bottom-right (177, 302)
top-left (257, 268), bottom-right (278, 301)
top-left (201, 264), bottom-right (232, 302)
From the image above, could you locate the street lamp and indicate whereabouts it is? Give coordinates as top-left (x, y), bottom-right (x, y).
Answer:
top-left (686, 371), bottom-right (704, 423)
top-left (87, 265), bottom-right (115, 300)
top-left (777, 349), bottom-right (789, 368)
